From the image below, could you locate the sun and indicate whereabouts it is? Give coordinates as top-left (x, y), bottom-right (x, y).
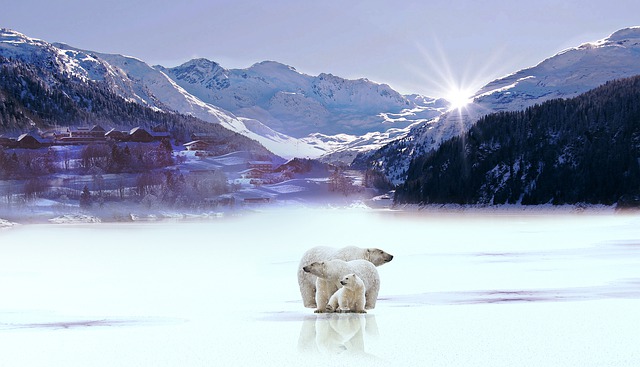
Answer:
top-left (407, 38), bottom-right (511, 113)
top-left (445, 87), bottom-right (473, 111)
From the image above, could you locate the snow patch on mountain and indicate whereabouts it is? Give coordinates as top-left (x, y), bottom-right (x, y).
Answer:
top-left (1, 28), bottom-right (445, 161)
top-left (474, 26), bottom-right (640, 111)
top-left (161, 59), bottom-right (440, 138)
top-left (0, 31), bottom-right (325, 158)
top-left (373, 26), bottom-right (640, 184)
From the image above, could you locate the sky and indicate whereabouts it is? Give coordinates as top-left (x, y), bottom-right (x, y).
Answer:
top-left (2, 0), bottom-right (640, 98)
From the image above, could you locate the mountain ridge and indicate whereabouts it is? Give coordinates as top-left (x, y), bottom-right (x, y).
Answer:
top-left (0, 28), bottom-right (445, 159)
top-left (364, 26), bottom-right (640, 185)
top-left (395, 75), bottom-right (640, 206)
top-left (0, 54), bottom-right (272, 159)
top-left (158, 57), bottom-right (441, 138)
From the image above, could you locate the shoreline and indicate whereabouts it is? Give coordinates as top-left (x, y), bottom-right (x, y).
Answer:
top-left (1, 201), bottom-right (635, 228)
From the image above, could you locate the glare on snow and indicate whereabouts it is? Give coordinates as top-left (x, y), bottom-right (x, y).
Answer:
top-left (0, 209), bottom-right (639, 366)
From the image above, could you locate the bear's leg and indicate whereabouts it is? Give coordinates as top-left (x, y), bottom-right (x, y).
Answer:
top-left (325, 291), bottom-right (340, 313)
top-left (354, 295), bottom-right (367, 313)
top-left (299, 271), bottom-right (318, 308)
top-left (314, 292), bottom-right (329, 313)
top-left (338, 291), bottom-right (351, 313)
top-left (314, 279), bottom-right (335, 313)
top-left (364, 286), bottom-right (379, 310)
top-left (303, 281), bottom-right (317, 308)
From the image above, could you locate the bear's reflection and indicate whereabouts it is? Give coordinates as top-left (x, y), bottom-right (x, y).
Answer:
top-left (297, 313), bottom-right (378, 356)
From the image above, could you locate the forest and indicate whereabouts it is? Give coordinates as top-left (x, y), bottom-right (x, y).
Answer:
top-left (0, 55), bottom-right (270, 155)
top-left (395, 75), bottom-right (640, 206)
top-left (0, 55), bottom-right (280, 212)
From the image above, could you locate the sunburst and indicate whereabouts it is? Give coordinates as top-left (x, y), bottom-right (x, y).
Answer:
top-left (406, 37), bottom-right (513, 112)
top-left (445, 86), bottom-right (474, 111)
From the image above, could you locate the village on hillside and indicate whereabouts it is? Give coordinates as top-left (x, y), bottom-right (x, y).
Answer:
top-left (0, 124), bottom-right (378, 222)
top-left (1, 124), bottom-right (196, 149)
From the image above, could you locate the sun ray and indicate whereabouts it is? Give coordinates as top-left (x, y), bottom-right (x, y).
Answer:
top-left (445, 86), bottom-right (474, 111)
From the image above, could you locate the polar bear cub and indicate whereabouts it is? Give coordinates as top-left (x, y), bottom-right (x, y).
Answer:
top-left (298, 246), bottom-right (393, 308)
top-left (303, 259), bottom-right (380, 313)
top-left (326, 273), bottom-right (366, 313)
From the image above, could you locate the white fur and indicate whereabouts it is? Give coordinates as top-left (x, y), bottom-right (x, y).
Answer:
top-left (326, 273), bottom-right (366, 313)
top-left (303, 259), bottom-right (380, 313)
top-left (298, 246), bottom-right (392, 308)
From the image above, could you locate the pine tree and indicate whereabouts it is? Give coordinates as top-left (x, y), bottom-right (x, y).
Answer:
top-left (79, 185), bottom-right (92, 208)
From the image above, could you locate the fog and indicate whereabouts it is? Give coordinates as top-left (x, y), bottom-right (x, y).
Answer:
top-left (1, 208), bottom-right (639, 366)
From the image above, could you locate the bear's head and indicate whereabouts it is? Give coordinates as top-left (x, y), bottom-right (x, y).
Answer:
top-left (339, 273), bottom-right (359, 289)
top-left (302, 261), bottom-right (326, 278)
top-left (367, 248), bottom-right (394, 266)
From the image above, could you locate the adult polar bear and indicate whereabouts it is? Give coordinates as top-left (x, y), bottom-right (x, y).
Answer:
top-left (303, 259), bottom-right (379, 312)
top-left (298, 246), bottom-right (393, 308)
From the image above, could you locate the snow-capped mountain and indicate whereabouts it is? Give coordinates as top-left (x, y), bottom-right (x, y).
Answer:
top-left (158, 59), bottom-right (443, 138)
top-left (59, 46), bottom-right (314, 157)
top-left (369, 26), bottom-right (640, 184)
top-left (0, 29), bottom-right (169, 111)
top-left (0, 29), bottom-right (333, 157)
top-left (2, 29), bottom-right (312, 157)
top-left (0, 28), bottom-right (444, 160)
top-left (474, 26), bottom-right (640, 110)
top-left (396, 74), bottom-right (640, 206)
top-left (157, 59), bottom-right (447, 162)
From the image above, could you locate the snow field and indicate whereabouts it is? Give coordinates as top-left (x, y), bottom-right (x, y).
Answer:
top-left (0, 208), bottom-right (639, 366)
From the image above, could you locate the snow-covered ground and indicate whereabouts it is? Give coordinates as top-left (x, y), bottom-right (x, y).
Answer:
top-left (1, 208), bottom-right (639, 366)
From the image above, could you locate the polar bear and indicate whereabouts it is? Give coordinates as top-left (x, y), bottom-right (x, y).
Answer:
top-left (326, 273), bottom-right (366, 313)
top-left (303, 259), bottom-right (380, 313)
top-left (298, 246), bottom-right (392, 308)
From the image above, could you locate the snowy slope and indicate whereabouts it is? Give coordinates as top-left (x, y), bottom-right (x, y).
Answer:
top-left (474, 26), bottom-right (640, 110)
top-left (0, 29), bottom-right (325, 158)
top-left (444, 26), bottom-right (640, 147)
top-left (159, 59), bottom-right (444, 138)
top-left (373, 26), bottom-right (640, 184)
top-left (1, 211), bottom-right (639, 366)
top-left (75, 49), bottom-right (320, 157)
top-left (1, 28), bottom-right (445, 160)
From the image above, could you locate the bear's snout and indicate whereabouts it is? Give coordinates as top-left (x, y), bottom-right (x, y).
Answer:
top-left (340, 280), bottom-right (347, 285)
top-left (302, 265), bottom-right (310, 273)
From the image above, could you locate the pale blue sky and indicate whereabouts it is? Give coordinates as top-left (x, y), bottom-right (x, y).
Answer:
top-left (2, 0), bottom-right (639, 97)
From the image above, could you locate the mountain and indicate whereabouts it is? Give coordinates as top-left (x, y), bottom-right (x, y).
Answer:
top-left (158, 59), bottom-right (444, 138)
top-left (0, 55), bottom-right (272, 158)
top-left (395, 75), bottom-right (640, 206)
top-left (0, 29), bottom-right (170, 111)
top-left (158, 59), bottom-right (447, 162)
top-left (0, 29), bottom-right (322, 157)
top-left (474, 27), bottom-right (640, 111)
top-left (0, 31), bottom-right (272, 157)
top-left (0, 29), bottom-right (445, 160)
top-left (365, 27), bottom-right (640, 185)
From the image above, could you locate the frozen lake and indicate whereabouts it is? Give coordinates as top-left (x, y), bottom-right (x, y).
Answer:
top-left (1, 208), bottom-right (639, 366)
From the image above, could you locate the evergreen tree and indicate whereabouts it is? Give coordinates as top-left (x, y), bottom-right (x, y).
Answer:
top-left (79, 186), bottom-right (92, 208)
top-left (396, 75), bottom-right (640, 206)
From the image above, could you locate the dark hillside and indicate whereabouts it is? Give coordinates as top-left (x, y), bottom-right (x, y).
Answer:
top-left (0, 56), bottom-right (271, 156)
top-left (396, 75), bottom-right (640, 206)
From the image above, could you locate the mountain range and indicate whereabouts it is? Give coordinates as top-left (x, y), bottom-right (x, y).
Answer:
top-left (359, 26), bottom-right (640, 184)
top-left (2, 26), bottom-right (640, 192)
top-left (0, 28), bottom-right (445, 159)
top-left (396, 74), bottom-right (640, 206)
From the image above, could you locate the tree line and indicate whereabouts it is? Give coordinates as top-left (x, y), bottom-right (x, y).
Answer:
top-left (395, 75), bottom-right (640, 206)
top-left (0, 55), bottom-right (271, 155)
top-left (1, 144), bottom-right (232, 210)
